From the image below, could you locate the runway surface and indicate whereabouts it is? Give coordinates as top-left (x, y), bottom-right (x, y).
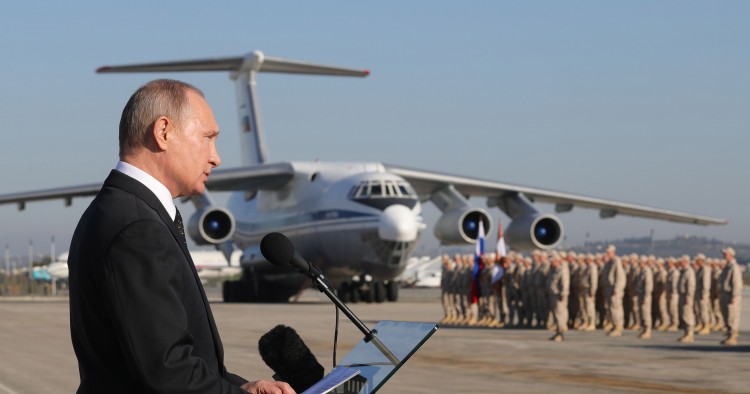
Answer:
top-left (0, 287), bottom-right (748, 393)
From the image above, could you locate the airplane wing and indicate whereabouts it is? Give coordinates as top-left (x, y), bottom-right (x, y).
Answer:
top-left (0, 183), bottom-right (102, 210)
top-left (0, 162), bottom-right (296, 210)
top-left (384, 164), bottom-right (727, 226)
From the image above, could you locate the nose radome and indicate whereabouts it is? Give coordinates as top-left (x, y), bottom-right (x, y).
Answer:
top-left (378, 204), bottom-right (419, 242)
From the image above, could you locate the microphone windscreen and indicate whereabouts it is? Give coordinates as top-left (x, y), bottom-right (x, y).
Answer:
top-left (260, 232), bottom-right (294, 266)
top-left (258, 325), bottom-right (325, 393)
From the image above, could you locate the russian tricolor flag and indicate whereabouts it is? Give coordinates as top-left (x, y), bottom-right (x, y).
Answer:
top-left (470, 220), bottom-right (485, 304)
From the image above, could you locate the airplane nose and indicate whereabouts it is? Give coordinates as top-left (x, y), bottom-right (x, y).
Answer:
top-left (378, 204), bottom-right (419, 242)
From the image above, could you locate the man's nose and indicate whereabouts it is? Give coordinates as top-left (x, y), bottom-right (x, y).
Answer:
top-left (211, 145), bottom-right (221, 168)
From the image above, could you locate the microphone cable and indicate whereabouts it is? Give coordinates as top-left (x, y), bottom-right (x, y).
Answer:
top-left (333, 303), bottom-right (340, 368)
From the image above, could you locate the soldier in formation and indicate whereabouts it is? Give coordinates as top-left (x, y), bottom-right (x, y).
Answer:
top-left (437, 245), bottom-right (743, 346)
top-left (719, 247), bottom-right (742, 346)
top-left (547, 252), bottom-right (570, 341)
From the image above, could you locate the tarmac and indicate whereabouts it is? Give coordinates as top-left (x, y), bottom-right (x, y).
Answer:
top-left (0, 287), bottom-right (749, 394)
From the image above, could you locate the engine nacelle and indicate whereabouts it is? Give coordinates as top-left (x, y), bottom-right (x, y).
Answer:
top-left (504, 213), bottom-right (563, 250)
top-left (188, 207), bottom-right (235, 245)
top-left (434, 207), bottom-right (491, 244)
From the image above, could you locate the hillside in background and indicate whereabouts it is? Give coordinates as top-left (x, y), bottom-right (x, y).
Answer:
top-left (432, 235), bottom-right (748, 263)
top-left (571, 235), bottom-right (747, 261)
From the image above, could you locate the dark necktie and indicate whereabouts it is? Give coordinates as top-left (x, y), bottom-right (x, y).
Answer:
top-left (174, 208), bottom-right (187, 245)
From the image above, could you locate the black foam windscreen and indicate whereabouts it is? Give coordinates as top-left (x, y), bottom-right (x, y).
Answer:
top-left (258, 325), bottom-right (325, 393)
top-left (260, 232), bottom-right (295, 266)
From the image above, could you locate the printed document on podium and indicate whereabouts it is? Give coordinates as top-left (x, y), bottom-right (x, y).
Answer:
top-left (302, 366), bottom-right (361, 394)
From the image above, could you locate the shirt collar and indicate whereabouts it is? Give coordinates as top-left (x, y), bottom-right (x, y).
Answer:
top-left (115, 161), bottom-right (177, 220)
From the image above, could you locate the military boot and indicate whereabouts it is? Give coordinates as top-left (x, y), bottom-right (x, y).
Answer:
top-left (549, 333), bottom-right (564, 342)
top-left (721, 335), bottom-right (738, 346)
top-left (678, 333), bottom-right (695, 343)
top-left (607, 326), bottom-right (623, 337)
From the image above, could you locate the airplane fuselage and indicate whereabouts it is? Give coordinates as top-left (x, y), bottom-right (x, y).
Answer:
top-left (228, 161), bottom-right (424, 286)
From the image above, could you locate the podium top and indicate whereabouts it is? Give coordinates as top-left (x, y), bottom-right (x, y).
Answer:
top-left (334, 320), bottom-right (438, 394)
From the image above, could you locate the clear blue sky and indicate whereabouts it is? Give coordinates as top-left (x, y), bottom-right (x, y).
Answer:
top-left (0, 1), bottom-right (747, 260)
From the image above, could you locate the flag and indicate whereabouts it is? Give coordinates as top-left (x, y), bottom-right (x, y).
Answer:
top-left (470, 220), bottom-right (485, 304)
top-left (496, 220), bottom-right (506, 257)
top-left (491, 220), bottom-right (505, 284)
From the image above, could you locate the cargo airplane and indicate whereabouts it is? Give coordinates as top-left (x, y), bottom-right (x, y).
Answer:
top-left (0, 51), bottom-right (727, 302)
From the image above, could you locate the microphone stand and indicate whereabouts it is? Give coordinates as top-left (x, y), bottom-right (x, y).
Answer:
top-left (305, 264), bottom-right (400, 366)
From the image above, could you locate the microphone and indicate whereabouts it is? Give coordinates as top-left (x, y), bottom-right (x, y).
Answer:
top-left (260, 232), bottom-right (401, 366)
top-left (258, 324), bottom-right (325, 393)
top-left (260, 232), bottom-right (321, 278)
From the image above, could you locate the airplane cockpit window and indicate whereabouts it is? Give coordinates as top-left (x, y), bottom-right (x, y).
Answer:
top-left (348, 180), bottom-right (418, 210)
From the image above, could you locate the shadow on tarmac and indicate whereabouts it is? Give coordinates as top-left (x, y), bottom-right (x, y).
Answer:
top-left (638, 344), bottom-right (750, 353)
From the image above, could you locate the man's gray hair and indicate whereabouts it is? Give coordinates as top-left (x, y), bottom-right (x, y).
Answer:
top-left (119, 79), bottom-right (204, 156)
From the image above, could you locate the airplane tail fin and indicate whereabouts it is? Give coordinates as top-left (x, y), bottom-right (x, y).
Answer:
top-left (97, 51), bottom-right (369, 165)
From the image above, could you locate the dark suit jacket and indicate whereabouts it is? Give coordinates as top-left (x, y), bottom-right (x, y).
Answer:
top-left (69, 170), bottom-right (248, 393)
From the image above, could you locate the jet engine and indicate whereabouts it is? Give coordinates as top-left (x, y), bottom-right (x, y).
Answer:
top-left (504, 213), bottom-right (563, 250)
top-left (187, 206), bottom-right (236, 245)
top-left (434, 207), bottom-right (491, 244)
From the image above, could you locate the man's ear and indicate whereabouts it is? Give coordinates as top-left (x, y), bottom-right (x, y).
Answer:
top-left (152, 116), bottom-right (172, 151)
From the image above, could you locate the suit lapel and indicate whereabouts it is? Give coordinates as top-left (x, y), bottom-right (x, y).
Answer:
top-left (104, 170), bottom-right (227, 371)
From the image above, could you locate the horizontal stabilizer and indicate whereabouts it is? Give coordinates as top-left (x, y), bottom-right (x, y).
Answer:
top-left (97, 51), bottom-right (370, 77)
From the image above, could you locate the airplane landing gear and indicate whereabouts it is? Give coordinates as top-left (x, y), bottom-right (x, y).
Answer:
top-left (222, 267), bottom-right (298, 303)
top-left (337, 277), bottom-right (399, 303)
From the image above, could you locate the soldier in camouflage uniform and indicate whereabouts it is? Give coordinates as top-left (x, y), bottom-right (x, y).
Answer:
top-left (652, 258), bottom-right (669, 331)
top-left (547, 253), bottom-right (570, 341)
top-left (521, 257), bottom-right (535, 328)
top-left (719, 247), bottom-right (743, 346)
top-left (439, 255), bottom-right (455, 324)
top-left (581, 254), bottom-right (598, 331)
top-left (637, 257), bottom-right (654, 339)
top-left (533, 253), bottom-right (551, 329)
top-left (601, 246), bottom-right (626, 336)
top-left (677, 255), bottom-right (696, 343)
top-left (711, 258), bottom-right (725, 331)
top-left (666, 257), bottom-right (680, 332)
top-left (694, 253), bottom-right (712, 335)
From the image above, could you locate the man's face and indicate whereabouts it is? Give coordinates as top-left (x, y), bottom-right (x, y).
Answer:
top-left (167, 91), bottom-right (221, 197)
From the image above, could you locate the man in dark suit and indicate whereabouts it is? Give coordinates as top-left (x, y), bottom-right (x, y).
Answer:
top-left (68, 79), bottom-right (294, 394)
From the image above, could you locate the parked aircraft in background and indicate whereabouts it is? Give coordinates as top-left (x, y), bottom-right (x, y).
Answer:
top-left (192, 250), bottom-right (242, 281)
top-left (39, 250), bottom-right (240, 282)
top-left (0, 51), bottom-right (726, 303)
top-left (47, 253), bottom-right (69, 280)
top-left (397, 256), bottom-right (442, 288)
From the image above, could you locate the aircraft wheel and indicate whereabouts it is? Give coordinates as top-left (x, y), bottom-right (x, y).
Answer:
top-left (349, 283), bottom-right (361, 304)
top-left (222, 281), bottom-right (235, 303)
top-left (255, 279), bottom-right (293, 303)
top-left (337, 282), bottom-right (350, 302)
top-left (223, 279), bottom-right (259, 303)
top-left (361, 284), bottom-right (374, 303)
top-left (373, 281), bottom-right (386, 303)
top-left (386, 281), bottom-right (399, 302)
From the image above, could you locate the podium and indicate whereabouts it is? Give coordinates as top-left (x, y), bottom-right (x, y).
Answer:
top-left (303, 320), bottom-right (438, 394)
